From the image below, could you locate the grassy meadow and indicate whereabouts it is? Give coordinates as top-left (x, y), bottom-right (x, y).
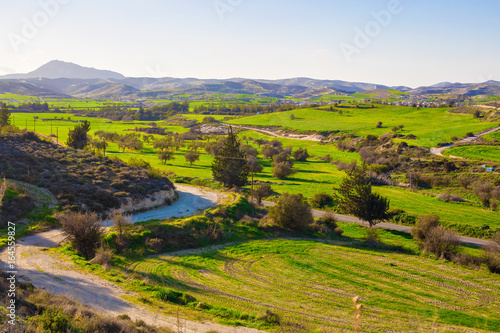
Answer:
top-left (226, 105), bottom-right (497, 147)
top-left (444, 145), bottom-right (500, 162)
top-left (13, 111), bottom-right (499, 231)
top-left (127, 237), bottom-right (500, 332)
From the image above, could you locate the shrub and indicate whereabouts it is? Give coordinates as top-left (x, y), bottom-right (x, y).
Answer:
top-left (484, 231), bottom-right (500, 274)
top-left (272, 161), bottom-right (297, 179)
top-left (258, 310), bottom-right (281, 325)
top-left (90, 245), bottom-right (114, 267)
top-left (411, 214), bottom-right (440, 247)
top-left (309, 192), bottom-right (334, 209)
top-left (34, 307), bottom-right (69, 333)
top-left (268, 193), bottom-right (313, 230)
top-left (412, 214), bottom-right (459, 258)
top-left (364, 228), bottom-right (381, 243)
top-left (251, 184), bottom-right (273, 204)
top-left (292, 147), bottom-right (310, 161)
top-left (424, 226), bottom-right (459, 258)
top-left (59, 212), bottom-right (104, 259)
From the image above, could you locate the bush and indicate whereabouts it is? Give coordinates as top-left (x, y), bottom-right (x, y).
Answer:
top-left (251, 184), bottom-right (273, 204)
top-left (59, 212), bottom-right (104, 259)
top-left (268, 193), bottom-right (313, 230)
top-left (364, 228), bottom-right (381, 243)
top-left (423, 226), bottom-right (459, 258)
top-left (412, 214), bottom-right (459, 258)
top-left (292, 147), bottom-right (310, 161)
top-left (34, 307), bottom-right (69, 333)
top-left (411, 214), bottom-right (440, 247)
top-left (272, 162), bottom-right (297, 179)
top-left (309, 192), bottom-right (334, 209)
top-left (485, 231), bottom-right (500, 274)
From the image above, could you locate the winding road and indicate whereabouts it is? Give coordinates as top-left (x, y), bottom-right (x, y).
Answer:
top-left (0, 184), bottom-right (493, 332)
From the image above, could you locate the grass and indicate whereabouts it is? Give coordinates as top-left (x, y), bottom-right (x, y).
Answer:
top-left (126, 236), bottom-right (500, 332)
top-left (11, 112), bottom-right (499, 232)
top-left (444, 145), bottom-right (500, 162)
top-left (226, 105), bottom-right (497, 148)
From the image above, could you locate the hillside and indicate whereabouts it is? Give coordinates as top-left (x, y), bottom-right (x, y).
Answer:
top-left (0, 131), bottom-right (175, 216)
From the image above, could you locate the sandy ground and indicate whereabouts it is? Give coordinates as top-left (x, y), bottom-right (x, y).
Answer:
top-left (0, 185), bottom-right (263, 333)
top-left (226, 124), bottom-right (323, 142)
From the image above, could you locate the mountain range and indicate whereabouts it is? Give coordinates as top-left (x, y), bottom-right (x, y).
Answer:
top-left (1, 60), bottom-right (499, 99)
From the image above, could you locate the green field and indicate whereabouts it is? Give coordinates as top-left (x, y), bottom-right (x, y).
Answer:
top-left (128, 238), bottom-right (500, 332)
top-left (14, 112), bottom-right (499, 231)
top-left (226, 105), bottom-right (497, 148)
top-left (444, 145), bottom-right (500, 162)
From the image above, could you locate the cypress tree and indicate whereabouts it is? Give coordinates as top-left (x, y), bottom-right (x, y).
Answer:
top-left (212, 126), bottom-right (249, 187)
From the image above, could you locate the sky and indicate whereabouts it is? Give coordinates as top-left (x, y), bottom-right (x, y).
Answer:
top-left (1, 0), bottom-right (499, 88)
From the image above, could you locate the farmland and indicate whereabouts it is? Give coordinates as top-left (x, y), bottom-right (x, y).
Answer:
top-left (10, 110), bottom-right (499, 231)
top-left (128, 237), bottom-right (500, 332)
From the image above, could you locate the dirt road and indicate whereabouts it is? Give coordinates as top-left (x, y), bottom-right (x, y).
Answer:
top-left (0, 185), bottom-right (262, 333)
top-left (430, 125), bottom-right (500, 156)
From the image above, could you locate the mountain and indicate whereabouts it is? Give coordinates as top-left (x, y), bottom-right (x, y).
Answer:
top-left (1, 61), bottom-right (499, 99)
top-left (0, 60), bottom-right (125, 80)
top-left (411, 81), bottom-right (500, 96)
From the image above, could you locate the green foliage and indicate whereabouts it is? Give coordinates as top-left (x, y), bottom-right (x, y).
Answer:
top-left (251, 184), bottom-right (273, 203)
top-left (0, 104), bottom-right (11, 127)
top-left (33, 307), bottom-right (69, 333)
top-left (292, 147), bottom-right (310, 161)
top-left (268, 193), bottom-right (313, 230)
top-left (212, 126), bottom-right (249, 187)
top-left (309, 192), bottom-right (334, 209)
top-left (185, 150), bottom-right (200, 165)
top-left (59, 211), bottom-right (104, 259)
top-left (66, 120), bottom-right (90, 149)
top-left (335, 165), bottom-right (389, 227)
top-left (155, 288), bottom-right (196, 305)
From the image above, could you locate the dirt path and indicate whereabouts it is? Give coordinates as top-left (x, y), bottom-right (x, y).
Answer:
top-left (429, 125), bottom-right (500, 156)
top-left (0, 186), bottom-right (262, 333)
top-left (225, 124), bottom-right (323, 142)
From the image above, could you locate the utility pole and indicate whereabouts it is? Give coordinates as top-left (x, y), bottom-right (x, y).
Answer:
top-left (33, 118), bottom-right (35, 132)
top-left (56, 127), bottom-right (59, 144)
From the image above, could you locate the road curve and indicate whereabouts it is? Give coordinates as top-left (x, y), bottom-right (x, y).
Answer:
top-left (0, 185), bottom-right (263, 333)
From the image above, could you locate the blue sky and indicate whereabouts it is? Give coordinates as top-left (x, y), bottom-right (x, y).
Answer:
top-left (1, 0), bottom-right (499, 87)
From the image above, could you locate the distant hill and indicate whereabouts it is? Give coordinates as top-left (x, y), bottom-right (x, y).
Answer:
top-left (0, 81), bottom-right (69, 98)
top-left (0, 60), bottom-right (125, 80)
top-left (0, 60), bottom-right (499, 99)
top-left (411, 81), bottom-right (500, 96)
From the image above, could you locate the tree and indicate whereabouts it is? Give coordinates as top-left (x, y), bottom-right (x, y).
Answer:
top-left (252, 184), bottom-right (272, 204)
top-left (211, 126), bottom-right (249, 187)
top-left (376, 121), bottom-right (382, 128)
top-left (67, 120), bottom-right (91, 149)
top-left (289, 114), bottom-right (295, 120)
top-left (272, 152), bottom-right (297, 179)
top-left (157, 149), bottom-right (175, 165)
top-left (0, 104), bottom-right (11, 127)
top-left (334, 165), bottom-right (389, 227)
top-left (185, 150), bottom-right (200, 165)
top-left (59, 212), bottom-right (104, 259)
top-left (292, 147), bottom-right (310, 161)
top-left (268, 193), bottom-right (313, 230)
